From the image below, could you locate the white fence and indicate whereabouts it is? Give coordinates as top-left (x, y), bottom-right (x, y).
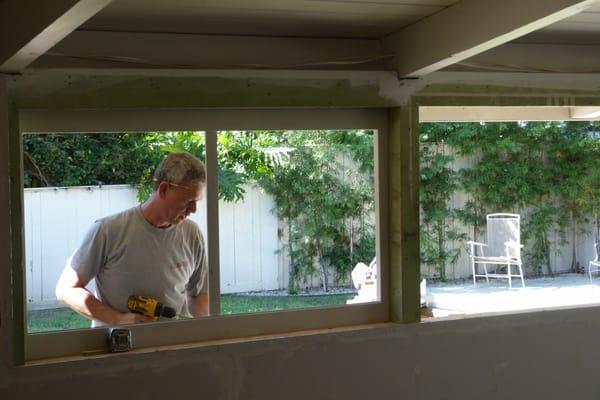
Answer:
top-left (24, 185), bottom-right (281, 310)
top-left (421, 144), bottom-right (599, 280)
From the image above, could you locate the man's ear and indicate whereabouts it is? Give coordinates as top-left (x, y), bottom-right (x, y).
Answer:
top-left (157, 181), bottom-right (170, 199)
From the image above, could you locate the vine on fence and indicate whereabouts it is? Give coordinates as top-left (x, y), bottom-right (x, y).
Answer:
top-left (420, 121), bottom-right (600, 278)
top-left (419, 124), bottom-right (466, 280)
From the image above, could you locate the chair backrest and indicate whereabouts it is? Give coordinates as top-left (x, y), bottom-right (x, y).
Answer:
top-left (486, 213), bottom-right (520, 258)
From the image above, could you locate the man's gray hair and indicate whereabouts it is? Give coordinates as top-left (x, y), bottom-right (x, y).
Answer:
top-left (153, 152), bottom-right (206, 189)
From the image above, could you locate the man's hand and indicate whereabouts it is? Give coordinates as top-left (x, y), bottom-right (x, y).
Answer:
top-left (115, 312), bottom-right (153, 325)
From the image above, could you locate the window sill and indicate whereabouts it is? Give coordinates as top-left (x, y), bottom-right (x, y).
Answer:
top-left (24, 321), bottom-right (394, 366)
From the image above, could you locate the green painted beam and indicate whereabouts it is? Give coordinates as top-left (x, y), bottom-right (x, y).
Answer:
top-left (418, 83), bottom-right (600, 97)
top-left (388, 105), bottom-right (420, 323)
top-left (0, 76), bottom-right (16, 367)
top-left (414, 95), bottom-right (600, 108)
top-left (11, 73), bottom-right (600, 111)
top-left (8, 75), bottom-right (396, 109)
top-left (8, 99), bottom-right (25, 366)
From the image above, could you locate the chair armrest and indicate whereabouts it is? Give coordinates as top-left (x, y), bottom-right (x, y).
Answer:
top-left (467, 241), bottom-right (487, 257)
top-left (467, 241), bottom-right (487, 247)
top-left (504, 241), bottom-right (523, 247)
top-left (504, 241), bottom-right (522, 257)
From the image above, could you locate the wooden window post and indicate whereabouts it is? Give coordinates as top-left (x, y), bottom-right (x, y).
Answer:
top-left (388, 104), bottom-right (420, 323)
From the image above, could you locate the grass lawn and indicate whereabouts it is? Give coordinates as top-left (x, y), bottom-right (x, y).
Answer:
top-left (27, 308), bottom-right (91, 333)
top-left (27, 293), bottom-right (356, 333)
top-left (221, 293), bottom-right (354, 314)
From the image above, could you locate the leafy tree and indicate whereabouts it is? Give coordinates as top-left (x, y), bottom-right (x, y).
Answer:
top-left (135, 131), bottom-right (268, 203)
top-left (259, 130), bottom-right (375, 292)
top-left (578, 132), bottom-right (600, 243)
top-left (23, 133), bottom-right (157, 188)
top-left (548, 122), bottom-right (600, 272)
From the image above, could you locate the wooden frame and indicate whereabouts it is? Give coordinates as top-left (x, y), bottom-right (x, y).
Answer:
top-left (1, 69), bottom-right (430, 364)
top-left (16, 107), bottom-right (390, 361)
top-left (11, 68), bottom-right (599, 363)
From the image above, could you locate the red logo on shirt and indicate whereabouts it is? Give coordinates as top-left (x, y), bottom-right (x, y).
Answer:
top-left (170, 260), bottom-right (189, 270)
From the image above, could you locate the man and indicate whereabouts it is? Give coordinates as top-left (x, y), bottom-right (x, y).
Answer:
top-left (56, 152), bottom-right (209, 326)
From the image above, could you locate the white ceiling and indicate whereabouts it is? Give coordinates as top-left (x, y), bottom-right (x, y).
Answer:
top-left (70, 0), bottom-right (600, 75)
top-left (517, 1), bottom-right (600, 44)
top-left (79, 0), bottom-right (459, 38)
top-left (79, 0), bottom-right (600, 43)
top-left (4, 0), bottom-right (600, 76)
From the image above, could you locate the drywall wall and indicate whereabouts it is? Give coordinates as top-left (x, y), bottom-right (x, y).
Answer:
top-left (2, 306), bottom-right (600, 399)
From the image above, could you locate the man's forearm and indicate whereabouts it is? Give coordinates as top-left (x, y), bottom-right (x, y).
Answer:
top-left (188, 293), bottom-right (209, 317)
top-left (58, 287), bottom-right (128, 325)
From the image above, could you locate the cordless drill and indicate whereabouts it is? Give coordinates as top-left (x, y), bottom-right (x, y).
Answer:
top-left (127, 295), bottom-right (177, 319)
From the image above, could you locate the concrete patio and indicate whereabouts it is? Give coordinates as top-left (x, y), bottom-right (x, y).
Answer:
top-left (427, 273), bottom-right (600, 317)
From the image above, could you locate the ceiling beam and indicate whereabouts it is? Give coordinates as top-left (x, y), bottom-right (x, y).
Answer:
top-left (420, 106), bottom-right (600, 122)
top-left (383, 0), bottom-right (597, 78)
top-left (0, 0), bottom-right (112, 73)
top-left (421, 106), bottom-right (564, 122)
top-left (30, 30), bottom-right (387, 71)
top-left (425, 71), bottom-right (600, 92)
top-left (449, 43), bottom-right (600, 74)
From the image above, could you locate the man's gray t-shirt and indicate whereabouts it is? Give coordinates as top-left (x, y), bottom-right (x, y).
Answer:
top-left (68, 206), bottom-right (208, 326)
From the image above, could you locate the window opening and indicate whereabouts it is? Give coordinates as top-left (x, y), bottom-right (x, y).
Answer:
top-left (23, 129), bottom-right (379, 333)
top-left (216, 130), bottom-right (377, 315)
top-left (24, 131), bottom-right (208, 332)
top-left (419, 121), bottom-right (600, 319)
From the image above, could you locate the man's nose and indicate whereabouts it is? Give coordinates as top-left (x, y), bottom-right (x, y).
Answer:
top-left (188, 201), bottom-right (197, 214)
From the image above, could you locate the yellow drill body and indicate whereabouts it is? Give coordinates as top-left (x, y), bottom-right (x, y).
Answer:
top-left (127, 295), bottom-right (160, 318)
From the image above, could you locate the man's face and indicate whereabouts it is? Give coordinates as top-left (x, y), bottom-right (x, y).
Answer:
top-left (162, 179), bottom-right (205, 225)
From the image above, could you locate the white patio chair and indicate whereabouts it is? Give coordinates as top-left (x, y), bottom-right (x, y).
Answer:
top-left (467, 213), bottom-right (525, 289)
top-left (588, 243), bottom-right (600, 284)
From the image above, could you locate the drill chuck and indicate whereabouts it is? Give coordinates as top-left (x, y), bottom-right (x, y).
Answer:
top-left (154, 302), bottom-right (176, 318)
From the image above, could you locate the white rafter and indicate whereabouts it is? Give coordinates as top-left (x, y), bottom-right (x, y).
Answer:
top-left (451, 43), bottom-right (600, 74)
top-left (0, 0), bottom-right (112, 73)
top-left (383, 0), bottom-right (598, 78)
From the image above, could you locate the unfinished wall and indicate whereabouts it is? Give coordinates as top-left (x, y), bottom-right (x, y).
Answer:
top-left (3, 307), bottom-right (600, 399)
